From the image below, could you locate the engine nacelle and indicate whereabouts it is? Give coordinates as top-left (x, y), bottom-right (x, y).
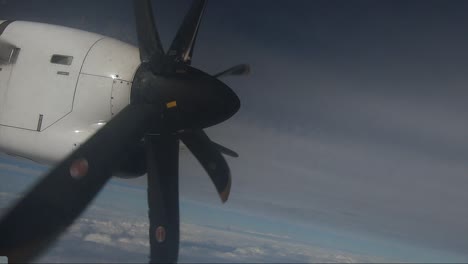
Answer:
top-left (0, 20), bottom-right (141, 165)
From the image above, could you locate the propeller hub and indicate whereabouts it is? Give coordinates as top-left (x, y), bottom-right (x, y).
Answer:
top-left (131, 64), bottom-right (240, 132)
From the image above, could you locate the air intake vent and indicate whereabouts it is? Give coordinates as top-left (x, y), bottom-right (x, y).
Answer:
top-left (0, 41), bottom-right (20, 65)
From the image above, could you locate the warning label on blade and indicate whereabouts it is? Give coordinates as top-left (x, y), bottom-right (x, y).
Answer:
top-left (156, 226), bottom-right (166, 243)
top-left (0, 256), bottom-right (8, 264)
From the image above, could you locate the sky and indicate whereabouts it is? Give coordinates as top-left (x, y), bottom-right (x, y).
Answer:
top-left (1, 0), bottom-right (468, 263)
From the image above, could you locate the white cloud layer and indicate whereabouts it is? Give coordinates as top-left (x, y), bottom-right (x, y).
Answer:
top-left (34, 209), bottom-right (387, 263)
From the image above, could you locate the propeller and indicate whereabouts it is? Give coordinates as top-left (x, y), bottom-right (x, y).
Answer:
top-left (0, 0), bottom-right (248, 263)
top-left (211, 140), bottom-right (239, 158)
top-left (214, 64), bottom-right (251, 78)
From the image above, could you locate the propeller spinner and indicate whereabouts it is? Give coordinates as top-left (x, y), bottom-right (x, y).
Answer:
top-left (0, 0), bottom-right (248, 263)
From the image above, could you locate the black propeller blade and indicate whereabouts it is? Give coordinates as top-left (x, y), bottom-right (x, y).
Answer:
top-left (211, 140), bottom-right (239, 158)
top-left (180, 130), bottom-right (231, 202)
top-left (146, 134), bottom-right (180, 263)
top-left (167, 0), bottom-right (207, 64)
top-left (134, 0), bottom-right (165, 71)
top-left (0, 104), bottom-right (159, 263)
top-left (214, 64), bottom-right (251, 78)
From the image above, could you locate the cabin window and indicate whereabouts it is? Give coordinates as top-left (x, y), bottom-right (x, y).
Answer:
top-left (50, 54), bottom-right (73, 65)
top-left (0, 41), bottom-right (20, 65)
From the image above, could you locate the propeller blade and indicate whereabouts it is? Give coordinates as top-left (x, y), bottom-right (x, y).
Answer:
top-left (133, 0), bottom-right (165, 67)
top-left (145, 134), bottom-right (180, 263)
top-left (214, 64), bottom-right (251, 78)
top-left (179, 130), bottom-right (231, 202)
top-left (167, 0), bottom-right (206, 64)
top-left (211, 141), bottom-right (239, 158)
top-left (0, 104), bottom-right (159, 263)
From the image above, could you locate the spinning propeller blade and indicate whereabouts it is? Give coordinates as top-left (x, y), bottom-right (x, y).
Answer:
top-left (146, 135), bottom-right (180, 263)
top-left (134, 0), bottom-right (165, 70)
top-left (167, 0), bottom-right (207, 64)
top-left (211, 140), bottom-right (239, 158)
top-left (214, 64), bottom-right (251, 78)
top-left (0, 104), bottom-right (159, 262)
top-left (180, 130), bottom-right (231, 202)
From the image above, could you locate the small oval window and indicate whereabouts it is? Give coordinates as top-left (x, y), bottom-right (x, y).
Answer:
top-left (51, 54), bottom-right (73, 65)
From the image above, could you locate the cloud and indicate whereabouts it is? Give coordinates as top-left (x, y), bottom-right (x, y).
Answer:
top-left (0, 162), bottom-right (43, 176)
top-left (29, 206), bottom-right (387, 263)
top-left (83, 234), bottom-right (112, 245)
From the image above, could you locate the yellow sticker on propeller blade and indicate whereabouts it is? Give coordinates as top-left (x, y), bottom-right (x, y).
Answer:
top-left (166, 101), bottom-right (177, 109)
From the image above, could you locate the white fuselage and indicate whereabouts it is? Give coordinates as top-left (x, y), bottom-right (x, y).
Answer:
top-left (0, 20), bottom-right (141, 164)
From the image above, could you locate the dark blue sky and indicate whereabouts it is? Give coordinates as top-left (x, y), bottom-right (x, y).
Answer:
top-left (1, 0), bottom-right (468, 261)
